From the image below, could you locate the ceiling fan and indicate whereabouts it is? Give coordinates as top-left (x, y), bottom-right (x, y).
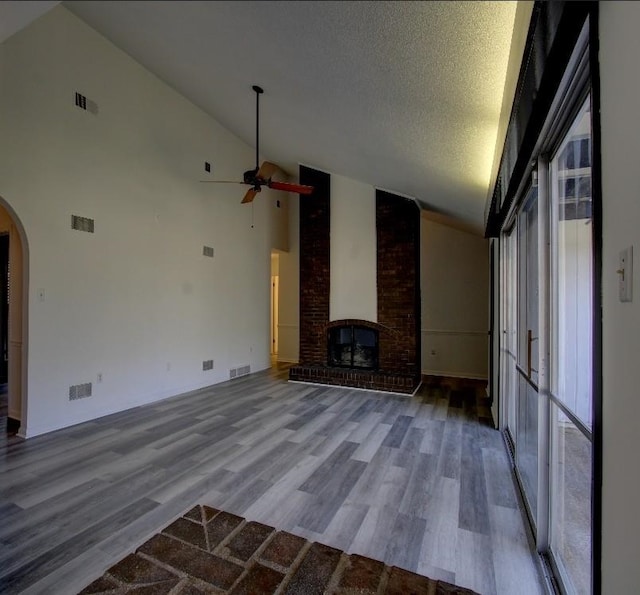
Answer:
top-left (201, 85), bottom-right (314, 204)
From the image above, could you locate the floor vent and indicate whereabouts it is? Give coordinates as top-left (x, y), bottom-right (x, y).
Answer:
top-left (69, 382), bottom-right (92, 401)
top-left (71, 215), bottom-right (95, 233)
top-left (203, 246), bottom-right (214, 258)
top-left (229, 364), bottom-right (250, 380)
top-left (202, 359), bottom-right (214, 371)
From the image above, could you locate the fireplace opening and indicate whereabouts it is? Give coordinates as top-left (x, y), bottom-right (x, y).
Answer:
top-left (328, 325), bottom-right (378, 370)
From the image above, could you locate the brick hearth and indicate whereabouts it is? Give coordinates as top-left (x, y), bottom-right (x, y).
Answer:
top-left (79, 505), bottom-right (478, 594)
top-left (288, 365), bottom-right (418, 394)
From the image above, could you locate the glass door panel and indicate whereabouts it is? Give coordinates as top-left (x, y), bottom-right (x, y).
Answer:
top-left (549, 95), bottom-right (593, 593)
top-left (500, 230), bottom-right (517, 443)
top-left (516, 185), bottom-right (539, 519)
top-left (550, 403), bottom-right (592, 594)
top-left (551, 98), bottom-right (594, 431)
top-left (518, 375), bottom-right (539, 517)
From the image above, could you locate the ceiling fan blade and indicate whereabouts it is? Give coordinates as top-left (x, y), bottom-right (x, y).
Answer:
top-left (256, 161), bottom-right (280, 181)
top-left (241, 188), bottom-right (259, 204)
top-left (200, 180), bottom-right (245, 184)
top-left (268, 180), bottom-right (314, 195)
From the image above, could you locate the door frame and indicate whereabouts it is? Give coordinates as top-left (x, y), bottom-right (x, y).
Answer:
top-left (0, 197), bottom-right (29, 437)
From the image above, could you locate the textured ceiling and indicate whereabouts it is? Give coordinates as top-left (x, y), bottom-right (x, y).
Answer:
top-left (60, 1), bottom-right (519, 229)
top-left (0, 1), bottom-right (60, 43)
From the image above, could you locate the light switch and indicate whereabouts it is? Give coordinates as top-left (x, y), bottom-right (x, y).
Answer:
top-left (38, 288), bottom-right (45, 302)
top-left (618, 246), bottom-right (633, 302)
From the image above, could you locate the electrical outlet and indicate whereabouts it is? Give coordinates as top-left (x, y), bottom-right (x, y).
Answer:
top-left (618, 246), bottom-right (633, 302)
top-left (97, 373), bottom-right (103, 383)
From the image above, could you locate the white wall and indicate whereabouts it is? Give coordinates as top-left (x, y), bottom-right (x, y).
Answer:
top-left (421, 215), bottom-right (489, 378)
top-left (598, 4), bottom-right (640, 591)
top-left (269, 193), bottom-right (289, 253)
top-left (330, 174), bottom-right (377, 322)
top-left (276, 195), bottom-right (300, 363)
top-left (0, 6), bottom-right (286, 437)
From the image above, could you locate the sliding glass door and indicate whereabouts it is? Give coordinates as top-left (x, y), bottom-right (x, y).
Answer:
top-left (493, 11), bottom-right (598, 593)
top-left (499, 92), bottom-right (595, 594)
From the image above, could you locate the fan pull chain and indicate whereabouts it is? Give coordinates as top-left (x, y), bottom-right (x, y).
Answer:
top-left (251, 201), bottom-right (254, 229)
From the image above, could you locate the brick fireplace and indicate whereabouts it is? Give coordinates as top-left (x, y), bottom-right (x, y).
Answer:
top-left (289, 166), bottom-right (421, 394)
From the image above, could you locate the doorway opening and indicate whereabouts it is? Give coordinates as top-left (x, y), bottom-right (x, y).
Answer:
top-left (0, 199), bottom-right (27, 442)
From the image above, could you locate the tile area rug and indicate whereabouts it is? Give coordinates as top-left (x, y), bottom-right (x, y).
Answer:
top-left (79, 505), bottom-right (477, 594)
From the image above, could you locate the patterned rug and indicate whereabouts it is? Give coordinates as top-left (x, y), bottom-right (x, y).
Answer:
top-left (78, 505), bottom-right (477, 594)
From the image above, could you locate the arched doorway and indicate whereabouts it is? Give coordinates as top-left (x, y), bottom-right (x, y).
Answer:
top-left (0, 198), bottom-right (28, 439)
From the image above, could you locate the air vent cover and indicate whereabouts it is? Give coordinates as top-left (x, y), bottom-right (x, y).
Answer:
top-left (75, 92), bottom-right (99, 115)
top-left (202, 359), bottom-right (214, 371)
top-left (75, 92), bottom-right (87, 110)
top-left (71, 215), bottom-right (95, 233)
top-left (69, 382), bottom-right (92, 400)
top-left (203, 246), bottom-right (214, 258)
top-left (229, 364), bottom-right (251, 380)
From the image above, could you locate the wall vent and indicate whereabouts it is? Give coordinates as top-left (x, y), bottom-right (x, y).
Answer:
top-left (229, 364), bottom-right (251, 380)
top-left (75, 92), bottom-right (87, 110)
top-left (75, 92), bottom-right (99, 115)
top-left (71, 215), bottom-right (95, 233)
top-left (202, 359), bottom-right (214, 371)
top-left (69, 382), bottom-right (92, 400)
top-left (203, 246), bottom-right (214, 258)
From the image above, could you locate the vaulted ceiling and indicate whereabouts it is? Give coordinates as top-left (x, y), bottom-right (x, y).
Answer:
top-left (3, 1), bottom-right (529, 231)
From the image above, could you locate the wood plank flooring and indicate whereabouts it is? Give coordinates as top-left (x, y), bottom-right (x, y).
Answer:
top-left (0, 366), bottom-right (546, 594)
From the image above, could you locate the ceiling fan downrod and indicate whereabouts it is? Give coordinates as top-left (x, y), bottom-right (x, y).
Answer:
top-left (253, 85), bottom-right (263, 173)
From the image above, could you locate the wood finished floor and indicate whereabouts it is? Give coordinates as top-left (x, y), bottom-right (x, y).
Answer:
top-left (0, 366), bottom-right (546, 594)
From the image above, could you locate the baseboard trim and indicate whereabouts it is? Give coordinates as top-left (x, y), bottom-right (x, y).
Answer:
top-left (289, 379), bottom-right (423, 398)
top-left (276, 357), bottom-right (298, 364)
top-left (421, 370), bottom-right (488, 381)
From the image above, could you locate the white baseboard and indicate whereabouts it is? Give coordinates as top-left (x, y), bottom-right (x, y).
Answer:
top-left (275, 357), bottom-right (298, 364)
top-left (422, 369), bottom-right (488, 381)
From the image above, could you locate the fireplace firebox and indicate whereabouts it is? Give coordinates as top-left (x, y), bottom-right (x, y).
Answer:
top-left (328, 326), bottom-right (378, 370)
